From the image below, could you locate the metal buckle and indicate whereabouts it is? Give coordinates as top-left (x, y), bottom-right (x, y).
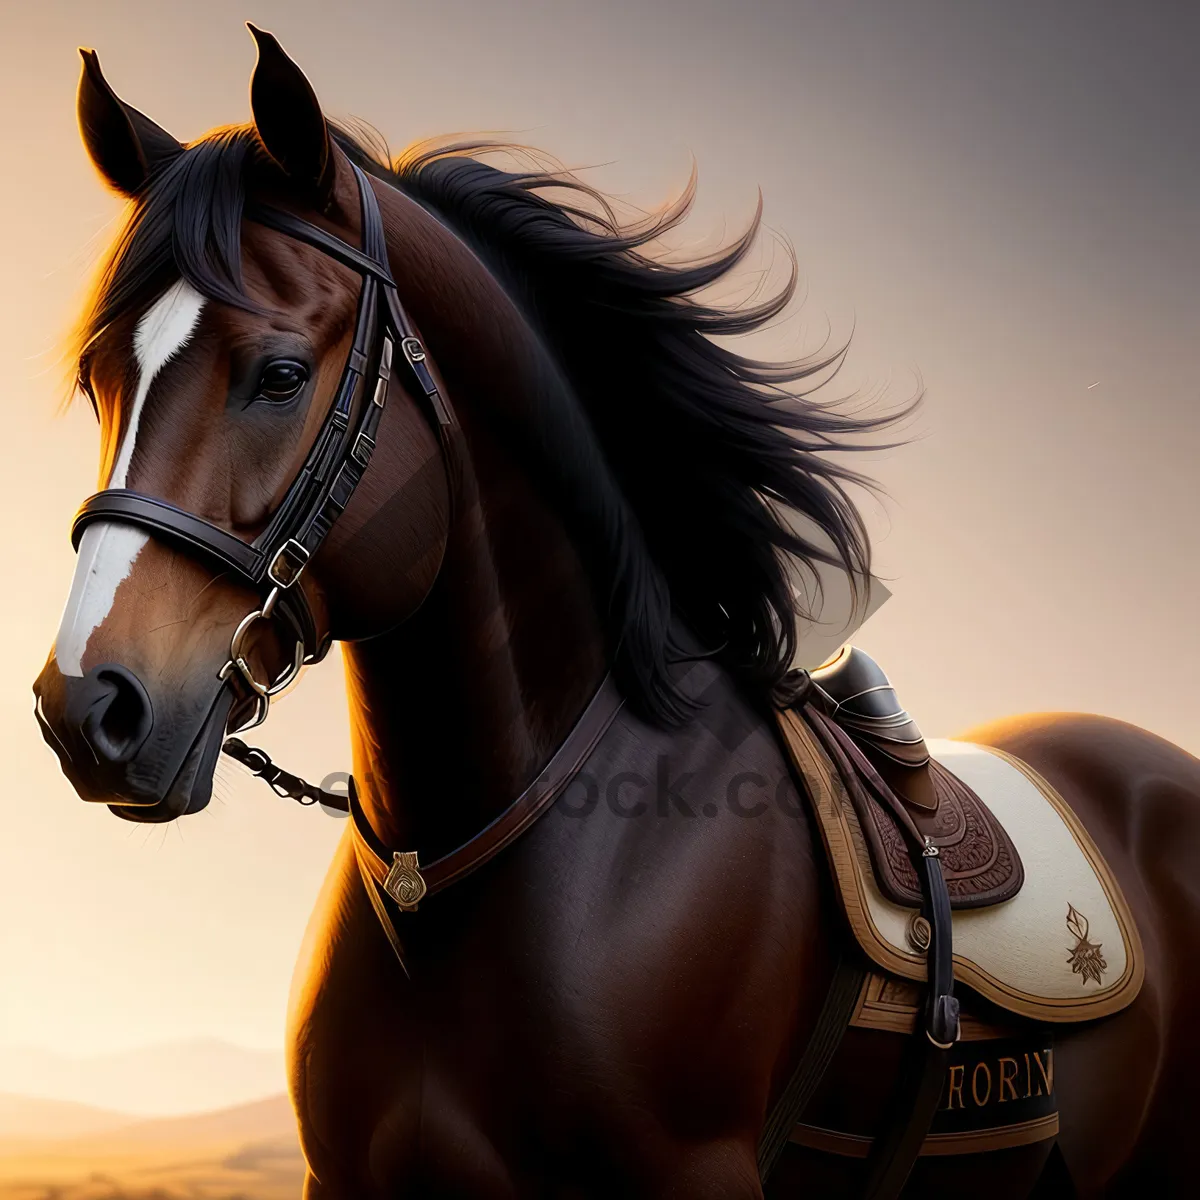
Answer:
top-left (351, 432), bottom-right (375, 467)
top-left (267, 539), bottom-right (310, 589)
top-left (400, 336), bottom-right (426, 364)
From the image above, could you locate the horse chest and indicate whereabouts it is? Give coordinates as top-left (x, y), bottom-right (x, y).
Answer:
top-left (289, 717), bottom-right (830, 1194)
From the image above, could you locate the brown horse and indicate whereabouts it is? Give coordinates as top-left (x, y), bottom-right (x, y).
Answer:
top-left (32, 29), bottom-right (1200, 1199)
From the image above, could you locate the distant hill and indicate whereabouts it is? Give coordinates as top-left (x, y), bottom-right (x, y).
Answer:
top-left (0, 1039), bottom-right (285, 1116)
top-left (86, 1093), bottom-right (296, 1149)
top-left (0, 1092), bottom-right (303, 1200)
top-left (0, 1093), bottom-right (133, 1141)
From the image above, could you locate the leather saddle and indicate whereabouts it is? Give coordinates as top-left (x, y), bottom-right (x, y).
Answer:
top-left (798, 647), bottom-right (1023, 910)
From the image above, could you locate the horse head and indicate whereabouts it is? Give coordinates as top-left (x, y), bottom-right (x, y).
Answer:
top-left (34, 29), bottom-right (451, 821)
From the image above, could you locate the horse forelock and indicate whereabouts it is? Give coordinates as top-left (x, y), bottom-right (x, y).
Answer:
top-left (75, 125), bottom-right (266, 385)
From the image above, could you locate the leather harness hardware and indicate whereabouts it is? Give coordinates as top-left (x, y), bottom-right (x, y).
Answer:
top-left (65, 164), bottom-right (499, 914)
top-left (383, 852), bottom-right (427, 912)
top-left (226, 674), bottom-right (626, 917)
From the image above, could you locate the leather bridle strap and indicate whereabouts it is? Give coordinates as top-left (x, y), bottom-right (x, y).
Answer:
top-left (244, 202), bottom-right (398, 285)
top-left (350, 674), bottom-right (625, 913)
top-left (69, 164), bottom-right (456, 729)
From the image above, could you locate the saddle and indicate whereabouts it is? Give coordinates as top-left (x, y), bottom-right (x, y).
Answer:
top-left (777, 646), bottom-right (1141, 1023)
top-left (759, 646), bottom-right (1143, 1194)
top-left (804, 646), bottom-right (1024, 911)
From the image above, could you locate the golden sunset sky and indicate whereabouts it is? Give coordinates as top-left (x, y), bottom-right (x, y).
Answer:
top-left (1, 0), bottom-right (1196, 1071)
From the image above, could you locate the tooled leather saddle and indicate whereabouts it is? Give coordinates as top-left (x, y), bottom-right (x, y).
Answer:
top-left (799, 646), bottom-right (1023, 910)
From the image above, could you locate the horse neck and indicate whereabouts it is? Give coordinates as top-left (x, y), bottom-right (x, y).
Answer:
top-left (341, 180), bottom-right (608, 856)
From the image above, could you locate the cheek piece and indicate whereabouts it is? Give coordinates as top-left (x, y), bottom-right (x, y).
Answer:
top-left (69, 164), bottom-right (456, 736)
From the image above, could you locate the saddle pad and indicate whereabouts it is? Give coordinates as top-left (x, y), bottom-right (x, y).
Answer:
top-left (777, 709), bottom-right (1144, 1022)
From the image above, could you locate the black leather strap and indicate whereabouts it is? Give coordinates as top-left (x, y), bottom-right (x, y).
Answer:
top-left (73, 491), bottom-right (268, 578)
top-left (757, 954), bottom-right (867, 1180)
top-left (860, 1031), bottom-right (952, 1199)
top-left (853, 811), bottom-right (958, 1200)
top-left (245, 203), bottom-right (398, 285)
top-left (790, 697), bottom-right (959, 1198)
top-left (919, 848), bottom-right (959, 1049)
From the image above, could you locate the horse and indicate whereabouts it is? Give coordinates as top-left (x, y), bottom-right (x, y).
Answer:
top-left (32, 27), bottom-right (1200, 1199)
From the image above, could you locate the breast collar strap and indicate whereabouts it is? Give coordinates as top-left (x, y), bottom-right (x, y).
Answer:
top-left (70, 164), bottom-right (457, 731)
top-left (225, 672), bottom-right (624, 922)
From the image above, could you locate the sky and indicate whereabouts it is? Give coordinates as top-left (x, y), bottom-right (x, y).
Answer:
top-left (0, 1), bottom-right (1196, 1066)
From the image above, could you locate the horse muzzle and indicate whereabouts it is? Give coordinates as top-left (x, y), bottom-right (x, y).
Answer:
top-left (33, 655), bottom-right (233, 821)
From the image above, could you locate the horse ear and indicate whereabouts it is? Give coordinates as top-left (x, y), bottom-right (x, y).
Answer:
top-left (77, 49), bottom-right (183, 197)
top-left (247, 24), bottom-right (335, 206)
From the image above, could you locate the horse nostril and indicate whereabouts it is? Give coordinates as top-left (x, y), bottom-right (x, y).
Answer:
top-left (77, 665), bottom-right (155, 765)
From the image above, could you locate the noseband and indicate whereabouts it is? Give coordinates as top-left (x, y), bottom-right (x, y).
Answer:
top-left (70, 164), bottom-right (455, 731)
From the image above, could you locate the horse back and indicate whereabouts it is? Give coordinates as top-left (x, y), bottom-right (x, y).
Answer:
top-left (962, 712), bottom-right (1200, 1195)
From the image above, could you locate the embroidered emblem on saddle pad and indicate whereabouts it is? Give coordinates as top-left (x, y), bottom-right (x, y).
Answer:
top-left (1065, 903), bottom-right (1107, 985)
top-left (777, 710), bottom-right (1144, 1022)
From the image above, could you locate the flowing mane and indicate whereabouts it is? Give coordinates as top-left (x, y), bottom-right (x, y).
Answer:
top-left (74, 120), bottom-right (907, 724)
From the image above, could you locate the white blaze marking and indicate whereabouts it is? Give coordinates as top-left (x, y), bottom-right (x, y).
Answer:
top-left (54, 281), bottom-right (205, 676)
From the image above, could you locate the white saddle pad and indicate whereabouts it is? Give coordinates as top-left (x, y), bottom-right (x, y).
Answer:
top-left (777, 710), bottom-right (1144, 1022)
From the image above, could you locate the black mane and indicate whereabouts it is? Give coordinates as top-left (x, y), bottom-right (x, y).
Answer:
top-left (78, 122), bottom-right (908, 725)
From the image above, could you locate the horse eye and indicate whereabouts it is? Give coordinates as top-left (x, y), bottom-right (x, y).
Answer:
top-left (255, 359), bottom-right (310, 403)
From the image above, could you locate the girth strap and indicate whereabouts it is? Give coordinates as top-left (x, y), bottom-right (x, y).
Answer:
top-left (757, 954), bottom-right (867, 1179)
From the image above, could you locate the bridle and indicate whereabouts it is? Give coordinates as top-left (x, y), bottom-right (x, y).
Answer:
top-left (67, 160), bottom-right (626, 922)
top-left (71, 164), bottom-right (455, 732)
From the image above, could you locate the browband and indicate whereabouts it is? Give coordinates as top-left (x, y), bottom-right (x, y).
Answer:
top-left (244, 202), bottom-right (398, 286)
